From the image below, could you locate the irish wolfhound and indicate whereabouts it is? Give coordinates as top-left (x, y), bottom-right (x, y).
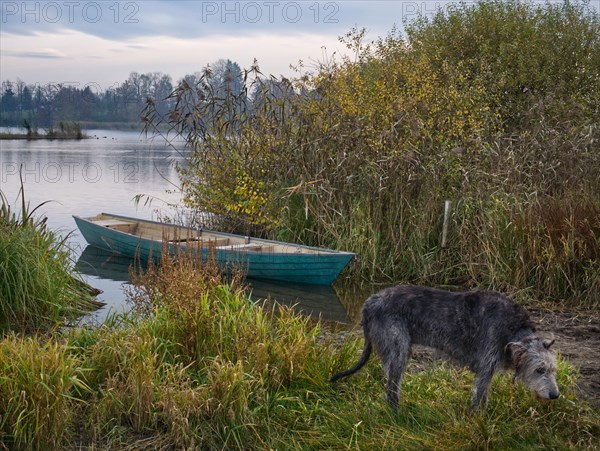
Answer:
top-left (329, 285), bottom-right (560, 409)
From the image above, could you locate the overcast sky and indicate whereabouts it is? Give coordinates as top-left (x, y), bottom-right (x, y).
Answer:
top-left (1, 0), bottom-right (599, 90)
top-left (0, 0), bottom-right (405, 88)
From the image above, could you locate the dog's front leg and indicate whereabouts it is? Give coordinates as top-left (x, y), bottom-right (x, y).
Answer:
top-left (471, 368), bottom-right (494, 410)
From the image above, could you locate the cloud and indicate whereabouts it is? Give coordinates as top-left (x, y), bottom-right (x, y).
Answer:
top-left (0, 26), bottom-right (351, 87)
top-left (126, 43), bottom-right (149, 50)
top-left (2, 0), bottom-right (598, 44)
top-left (2, 48), bottom-right (66, 59)
top-left (6, 1), bottom-right (593, 87)
top-left (0, 1), bottom-right (389, 41)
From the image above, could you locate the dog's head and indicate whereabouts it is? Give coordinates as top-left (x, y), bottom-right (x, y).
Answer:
top-left (507, 335), bottom-right (560, 401)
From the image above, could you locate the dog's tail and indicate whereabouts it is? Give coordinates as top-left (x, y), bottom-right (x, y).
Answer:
top-left (329, 337), bottom-right (373, 383)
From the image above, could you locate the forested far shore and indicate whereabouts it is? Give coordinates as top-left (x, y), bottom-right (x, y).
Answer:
top-left (0, 120), bottom-right (87, 140)
top-left (0, 59), bottom-right (244, 127)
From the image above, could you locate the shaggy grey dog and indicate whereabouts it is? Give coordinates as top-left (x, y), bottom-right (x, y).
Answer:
top-left (329, 285), bottom-right (560, 409)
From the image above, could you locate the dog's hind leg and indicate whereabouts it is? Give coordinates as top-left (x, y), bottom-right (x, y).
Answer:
top-left (379, 325), bottom-right (411, 409)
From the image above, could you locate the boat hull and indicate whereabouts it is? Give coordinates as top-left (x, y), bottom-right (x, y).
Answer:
top-left (73, 214), bottom-right (354, 286)
top-left (76, 245), bottom-right (351, 322)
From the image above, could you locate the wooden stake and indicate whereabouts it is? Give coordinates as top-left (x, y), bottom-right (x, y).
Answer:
top-left (441, 200), bottom-right (451, 248)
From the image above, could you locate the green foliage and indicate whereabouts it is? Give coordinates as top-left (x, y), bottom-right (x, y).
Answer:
top-left (0, 334), bottom-right (89, 450)
top-left (406, 0), bottom-right (600, 128)
top-left (0, 252), bottom-right (598, 448)
top-left (0, 179), bottom-right (100, 333)
top-left (144, 0), bottom-right (600, 307)
top-left (70, 249), bottom-right (330, 448)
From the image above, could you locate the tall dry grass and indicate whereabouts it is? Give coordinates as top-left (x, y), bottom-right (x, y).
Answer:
top-left (143, 0), bottom-right (600, 306)
top-left (0, 334), bottom-right (89, 449)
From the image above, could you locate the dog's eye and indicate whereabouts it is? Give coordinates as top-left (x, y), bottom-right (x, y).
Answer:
top-left (536, 367), bottom-right (546, 375)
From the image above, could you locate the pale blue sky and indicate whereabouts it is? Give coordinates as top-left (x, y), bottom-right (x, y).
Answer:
top-left (1, 0), bottom-right (598, 88)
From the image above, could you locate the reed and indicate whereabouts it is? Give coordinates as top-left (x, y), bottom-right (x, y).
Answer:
top-left (143, 0), bottom-right (600, 307)
top-left (0, 334), bottom-right (89, 450)
top-left (0, 178), bottom-right (100, 333)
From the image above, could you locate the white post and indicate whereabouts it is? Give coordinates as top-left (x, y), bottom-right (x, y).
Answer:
top-left (441, 200), bottom-right (451, 248)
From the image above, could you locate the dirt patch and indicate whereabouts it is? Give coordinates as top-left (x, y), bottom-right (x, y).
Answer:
top-left (529, 307), bottom-right (600, 409)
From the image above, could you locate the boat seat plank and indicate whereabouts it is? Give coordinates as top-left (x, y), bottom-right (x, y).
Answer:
top-left (216, 243), bottom-right (270, 252)
top-left (168, 237), bottom-right (200, 243)
top-left (169, 237), bottom-right (230, 247)
top-left (96, 220), bottom-right (138, 233)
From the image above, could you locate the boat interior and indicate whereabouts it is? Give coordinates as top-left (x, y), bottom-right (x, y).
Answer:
top-left (86, 214), bottom-right (320, 254)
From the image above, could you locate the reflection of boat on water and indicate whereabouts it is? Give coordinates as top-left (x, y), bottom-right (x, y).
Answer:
top-left (247, 279), bottom-right (349, 323)
top-left (76, 245), bottom-right (134, 282)
top-left (76, 245), bottom-right (350, 323)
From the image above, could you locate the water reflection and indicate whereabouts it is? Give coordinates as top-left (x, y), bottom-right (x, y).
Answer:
top-left (76, 245), bottom-right (134, 282)
top-left (2, 128), bottom-right (353, 325)
top-left (76, 245), bottom-right (350, 323)
top-left (0, 129), bottom-right (180, 233)
top-left (247, 279), bottom-right (350, 323)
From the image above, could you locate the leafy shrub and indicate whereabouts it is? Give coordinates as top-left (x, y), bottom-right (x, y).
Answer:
top-left (144, 1), bottom-right (600, 306)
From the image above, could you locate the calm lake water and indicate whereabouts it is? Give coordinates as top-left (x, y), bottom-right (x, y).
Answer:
top-left (0, 129), bottom-right (351, 323)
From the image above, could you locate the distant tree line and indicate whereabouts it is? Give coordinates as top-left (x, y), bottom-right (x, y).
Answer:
top-left (0, 59), bottom-right (247, 128)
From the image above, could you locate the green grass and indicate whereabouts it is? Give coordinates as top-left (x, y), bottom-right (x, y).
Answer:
top-left (0, 250), bottom-right (598, 450)
top-left (0, 182), bottom-right (100, 333)
top-left (0, 334), bottom-right (89, 449)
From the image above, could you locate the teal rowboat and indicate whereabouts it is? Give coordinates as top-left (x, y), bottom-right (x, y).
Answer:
top-left (73, 213), bottom-right (355, 285)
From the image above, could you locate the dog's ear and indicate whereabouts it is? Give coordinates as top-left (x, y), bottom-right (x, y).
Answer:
top-left (506, 341), bottom-right (527, 377)
top-left (506, 341), bottom-right (526, 358)
top-left (543, 338), bottom-right (555, 349)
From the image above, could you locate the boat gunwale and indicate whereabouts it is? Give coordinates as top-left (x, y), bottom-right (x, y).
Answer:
top-left (73, 213), bottom-right (356, 257)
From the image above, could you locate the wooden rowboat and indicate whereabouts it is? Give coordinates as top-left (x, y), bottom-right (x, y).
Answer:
top-left (73, 213), bottom-right (355, 285)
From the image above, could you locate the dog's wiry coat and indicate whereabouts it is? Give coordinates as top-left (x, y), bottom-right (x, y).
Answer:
top-left (329, 285), bottom-right (560, 409)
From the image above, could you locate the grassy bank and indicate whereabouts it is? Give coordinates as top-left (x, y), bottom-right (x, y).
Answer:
top-left (0, 250), bottom-right (598, 449)
top-left (0, 185), bottom-right (101, 333)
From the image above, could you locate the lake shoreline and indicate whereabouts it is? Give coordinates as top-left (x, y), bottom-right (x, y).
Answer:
top-left (0, 133), bottom-right (89, 140)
